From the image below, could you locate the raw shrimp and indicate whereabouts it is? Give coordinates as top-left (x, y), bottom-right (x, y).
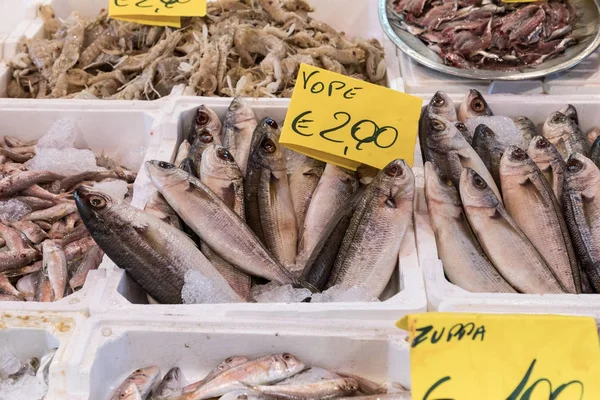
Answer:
top-left (298, 45), bottom-right (366, 64)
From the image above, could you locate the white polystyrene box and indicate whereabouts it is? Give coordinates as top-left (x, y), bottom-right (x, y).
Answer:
top-left (90, 97), bottom-right (427, 322)
top-left (0, 0), bottom-right (38, 60)
top-left (0, 101), bottom-right (159, 313)
top-left (61, 315), bottom-right (411, 399)
top-left (0, 311), bottom-right (84, 400)
top-left (416, 94), bottom-right (600, 316)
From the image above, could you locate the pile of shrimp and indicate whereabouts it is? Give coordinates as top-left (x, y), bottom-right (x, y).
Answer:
top-left (6, 0), bottom-right (387, 100)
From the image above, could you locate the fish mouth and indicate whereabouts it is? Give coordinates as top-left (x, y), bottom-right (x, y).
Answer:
top-left (506, 146), bottom-right (528, 162)
top-left (383, 159), bottom-right (406, 178)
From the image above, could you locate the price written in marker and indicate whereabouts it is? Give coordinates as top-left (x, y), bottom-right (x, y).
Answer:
top-left (397, 313), bottom-right (600, 400)
top-left (280, 64), bottom-right (421, 171)
top-left (109, 0), bottom-right (205, 27)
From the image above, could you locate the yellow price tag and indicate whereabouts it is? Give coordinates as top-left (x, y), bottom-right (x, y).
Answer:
top-left (109, 0), bottom-right (206, 17)
top-left (398, 313), bottom-right (600, 399)
top-left (280, 64), bottom-right (421, 171)
top-left (111, 15), bottom-right (181, 27)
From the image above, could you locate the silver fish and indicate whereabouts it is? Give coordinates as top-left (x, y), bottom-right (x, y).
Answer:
top-left (499, 147), bottom-right (579, 293)
top-left (471, 124), bottom-right (504, 189)
top-left (527, 136), bottom-right (567, 208)
top-left (424, 162), bottom-right (515, 293)
top-left (457, 89), bottom-right (493, 123)
top-left (42, 240), bottom-right (68, 300)
top-left (22, 202), bottom-right (77, 223)
top-left (11, 220), bottom-right (48, 244)
top-left (559, 104), bottom-right (579, 126)
top-left (175, 140), bottom-right (192, 166)
top-left (326, 159), bottom-right (414, 297)
top-left (289, 156), bottom-right (325, 245)
top-left (183, 356), bottom-right (249, 394)
top-left (74, 186), bottom-right (243, 304)
top-left (459, 168), bottom-right (565, 294)
top-left (222, 97), bottom-right (259, 175)
top-left (154, 367), bottom-right (186, 399)
top-left (110, 366), bottom-right (161, 400)
top-left (419, 91), bottom-right (457, 163)
top-left (0, 170), bottom-right (63, 198)
top-left (250, 378), bottom-right (359, 400)
top-left (189, 105), bottom-right (223, 145)
top-left (146, 161), bottom-right (294, 285)
top-left (542, 111), bottom-right (589, 160)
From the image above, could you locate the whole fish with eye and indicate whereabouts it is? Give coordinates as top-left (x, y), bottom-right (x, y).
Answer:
top-left (200, 145), bottom-right (251, 299)
top-left (542, 111), bottom-right (589, 160)
top-left (222, 97), bottom-right (259, 176)
top-left (249, 377), bottom-right (360, 400)
top-left (154, 367), bottom-right (187, 399)
top-left (424, 162), bottom-right (515, 293)
top-left (458, 89), bottom-right (493, 124)
top-left (562, 153), bottom-right (600, 292)
top-left (425, 112), bottom-right (502, 201)
top-left (471, 124), bottom-right (504, 189)
top-left (246, 128), bottom-right (298, 270)
top-left (418, 90), bottom-right (457, 163)
top-left (499, 146), bottom-right (580, 293)
top-left (326, 159), bottom-right (414, 297)
top-left (146, 161), bottom-right (294, 285)
top-left (189, 105), bottom-right (223, 177)
top-left (182, 356), bottom-right (250, 394)
top-left (459, 168), bottom-right (565, 294)
top-left (110, 366), bottom-right (161, 400)
top-left (527, 136), bottom-right (567, 208)
top-left (74, 186), bottom-right (243, 304)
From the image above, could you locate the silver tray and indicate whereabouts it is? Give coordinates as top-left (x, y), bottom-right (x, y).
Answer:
top-left (379, 0), bottom-right (600, 80)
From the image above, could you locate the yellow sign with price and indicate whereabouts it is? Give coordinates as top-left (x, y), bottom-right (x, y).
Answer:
top-left (398, 313), bottom-right (600, 399)
top-left (280, 64), bottom-right (421, 171)
top-left (109, 0), bottom-right (206, 27)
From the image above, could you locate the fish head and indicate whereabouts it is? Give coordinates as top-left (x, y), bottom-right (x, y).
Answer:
top-left (273, 353), bottom-right (306, 375)
top-left (200, 145), bottom-right (243, 181)
top-left (145, 160), bottom-right (187, 189)
top-left (219, 355), bottom-right (250, 370)
top-left (250, 117), bottom-right (281, 155)
top-left (428, 91), bottom-right (456, 121)
top-left (559, 104), bottom-right (578, 126)
top-left (251, 130), bottom-right (286, 172)
top-left (565, 153), bottom-right (600, 190)
top-left (543, 112), bottom-right (573, 140)
top-left (527, 136), bottom-right (561, 166)
top-left (424, 161), bottom-right (461, 207)
top-left (426, 112), bottom-right (460, 145)
top-left (74, 185), bottom-right (116, 224)
top-left (374, 159), bottom-right (415, 205)
top-left (472, 124), bottom-right (501, 150)
top-left (455, 122), bottom-right (469, 136)
top-left (500, 145), bottom-right (536, 178)
top-left (460, 89), bottom-right (492, 121)
top-left (155, 367), bottom-right (184, 394)
top-left (459, 167), bottom-right (500, 209)
top-left (192, 105), bottom-right (221, 143)
top-left (124, 366), bottom-right (161, 391)
top-left (229, 97), bottom-right (257, 125)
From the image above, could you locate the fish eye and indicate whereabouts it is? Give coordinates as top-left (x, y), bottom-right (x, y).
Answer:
top-left (384, 164), bottom-right (403, 177)
top-left (89, 195), bottom-right (106, 209)
top-left (225, 357), bottom-right (234, 363)
top-left (473, 174), bottom-right (488, 189)
top-left (567, 158), bottom-right (584, 173)
top-left (195, 110), bottom-right (210, 127)
top-left (238, 396), bottom-right (248, 400)
top-left (471, 98), bottom-right (485, 113)
top-left (535, 137), bottom-right (550, 149)
top-left (431, 119), bottom-right (445, 132)
top-left (282, 353), bottom-right (292, 360)
top-left (120, 394), bottom-right (126, 399)
top-left (200, 130), bottom-right (214, 143)
top-left (217, 148), bottom-right (234, 162)
top-left (432, 93), bottom-right (445, 106)
top-left (261, 138), bottom-right (276, 153)
top-left (264, 118), bottom-right (278, 129)
top-left (158, 161), bottom-right (175, 169)
top-left (230, 100), bottom-right (240, 111)
top-left (455, 122), bottom-right (467, 131)
top-left (511, 148), bottom-right (527, 161)
top-left (134, 369), bottom-right (141, 373)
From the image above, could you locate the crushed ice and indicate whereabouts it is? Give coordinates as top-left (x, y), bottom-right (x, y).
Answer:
top-left (0, 351), bottom-right (21, 379)
top-left (0, 350), bottom-right (48, 400)
top-left (182, 269), bottom-right (241, 304)
top-left (0, 200), bottom-right (31, 222)
top-left (465, 116), bottom-right (524, 149)
top-left (29, 148), bottom-right (103, 176)
top-left (93, 180), bottom-right (128, 200)
top-left (35, 118), bottom-right (78, 150)
top-left (251, 282), bottom-right (311, 303)
top-left (311, 285), bottom-right (380, 303)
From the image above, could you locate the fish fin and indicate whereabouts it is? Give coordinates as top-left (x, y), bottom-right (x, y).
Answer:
top-left (302, 167), bottom-right (323, 177)
top-left (520, 175), bottom-right (551, 209)
top-left (131, 221), bottom-right (149, 234)
top-left (493, 205), bottom-right (526, 235)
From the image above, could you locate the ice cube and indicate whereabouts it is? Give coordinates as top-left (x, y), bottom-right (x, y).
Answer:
top-left (0, 372), bottom-right (48, 400)
top-left (466, 116), bottom-right (524, 149)
top-left (311, 285), bottom-right (379, 303)
top-left (113, 147), bottom-right (146, 171)
top-left (0, 200), bottom-right (31, 222)
top-left (251, 282), bottom-right (312, 303)
top-left (0, 351), bottom-right (21, 378)
top-left (36, 117), bottom-right (79, 150)
top-left (93, 180), bottom-right (129, 200)
top-left (181, 269), bottom-right (241, 304)
top-left (29, 148), bottom-right (103, 176)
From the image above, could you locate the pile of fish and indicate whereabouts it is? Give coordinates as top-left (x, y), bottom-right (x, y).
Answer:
top-left (7, 1), bottom-right (386, 100)
top-left (109, 353), bottom-right (410, 400)
top-left (76, 98), bottom-right (414, 304)
top-left (389, 0), bottom-right (583, 69)
top-left (421, 89), bottom-right (600, 294)
top-left (0, 129), bottom-right (136, 302)
top-left (0, 348), bottom-right (55, 400)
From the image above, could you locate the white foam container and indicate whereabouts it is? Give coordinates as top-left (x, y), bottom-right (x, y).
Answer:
top-left (0, 0), bottom-right (403, 101)
top-left (416, 93), bottom-right (600, 316)
top-left (0, 0), bottom-right (38, 60)
top-left (397, 49), bottom-right (600, 96)
top-left (0, 100), bottom-right (159, 313)
top-left (61, 315), bottom-right (411, 399)
top-left (90, 97), bottom-right (427, 322)
top-left (0, 310), bottom-right (84, 399)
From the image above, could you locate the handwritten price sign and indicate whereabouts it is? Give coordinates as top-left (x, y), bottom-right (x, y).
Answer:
top-left (109, 0), bottom-right (205, 27)
top-left (280, 64), bottom-right (421, 170)
top-left (398, 313), bottom-right (600, 399)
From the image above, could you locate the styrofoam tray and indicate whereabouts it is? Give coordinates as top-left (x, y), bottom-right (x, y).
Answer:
top-left (0, 0), bottom-right (37, 60)
top-left (415, 94), bottom-right (600, 316)
top-left (398, 49), bottom-right (600, 96)
top-left (61, 315), bottom-right (411, 399)
top-left (0, 0), bottom-right (402, 102)
top-left (0, 310), bottom-right (84, 399)
top-left (90, 97), bottom-right (427, 322)
top-left (0, 102), bottom-right (159, 313)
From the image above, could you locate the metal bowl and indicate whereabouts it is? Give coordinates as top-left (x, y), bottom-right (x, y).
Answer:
top-left (379, 0), bottom-right (600, 80)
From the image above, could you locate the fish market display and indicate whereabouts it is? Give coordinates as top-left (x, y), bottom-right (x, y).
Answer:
top-left (0, 348), bottom-right (56, 400)
top-left (390, 0), bottom-right (582, 69)
top-left (422, 89), bottom-right (600, 294)
top-left (7, 2), bottom-right (386, 100)
top-left (0, 118), bottom-right (136, 303)
top-left (109, 353), bottom-right (409, 400)
top-left (79, 98), bottom-right (414, 304)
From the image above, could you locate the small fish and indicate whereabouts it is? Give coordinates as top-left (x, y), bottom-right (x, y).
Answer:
top-left (110, 366), bottom-right (161, 400)
top-left (189, 105), bottom-right (222, 145)
top-left (154, 367), bottom-right (186, 399)
top-left (222, 97), bottom-right (259, 176)
top-left (512, 116), bottom-right (537, 146)
top-left (250, 378), bottom-right (359, 400)
top-left (527, 136), bottom-right (567, 207)
top-left (10, 220), bottom-right (48, 244)
top-left (418, 91), bottom-right (457, 162)
top-left (458, 89), bottom-right (493, 123)
top-left (471, 124), bottom-right (504, 189)
top-left (542, 112), bottom-right (589, 160)
top-left (0, 170), bottom-right (64, 198)
top-left (183, 356), bottom-right (249, 394)
top-left (42, 241), bottom-right (68, 300)
top-left (22, 202), bottom-right (77, 223)
top-left (68, 244), bottom-right (103, 291)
